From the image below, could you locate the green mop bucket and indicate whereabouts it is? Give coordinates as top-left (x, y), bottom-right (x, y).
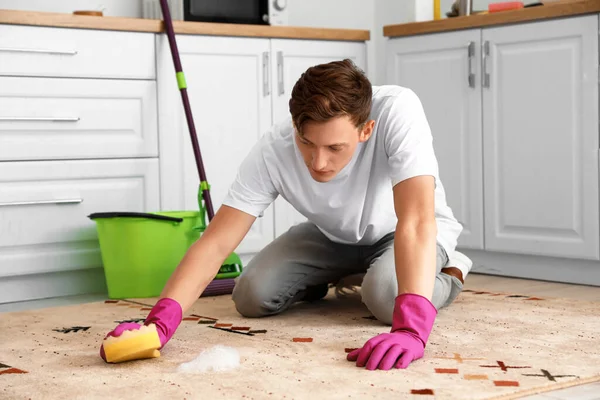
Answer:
top-left (88, 210), bottom-right (206, 299)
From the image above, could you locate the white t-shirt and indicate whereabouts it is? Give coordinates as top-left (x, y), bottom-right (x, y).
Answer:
top-left (222, 85), bottom-right (463, 256)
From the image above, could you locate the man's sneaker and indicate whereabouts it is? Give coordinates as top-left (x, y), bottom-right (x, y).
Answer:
top-left (334, 273), bottom-right (364, 299)
top-left (301, 283), bottom-right (330, 302)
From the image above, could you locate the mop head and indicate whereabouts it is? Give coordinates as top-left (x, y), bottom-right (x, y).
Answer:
top-left (102, 324), bottom-right (162, 363)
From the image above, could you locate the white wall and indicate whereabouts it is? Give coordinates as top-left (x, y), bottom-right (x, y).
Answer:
top-left (287, 0), bottom-right (377, 83)
top-left (439, 0), bottom-right (540, 18)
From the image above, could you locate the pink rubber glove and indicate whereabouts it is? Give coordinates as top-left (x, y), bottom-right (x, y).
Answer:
top-left (347, 293), bottom-right (437, 370)
top-left (100, 297), bottom-right (182, 361)
top-left (143, 297), bottom-right (183, 347)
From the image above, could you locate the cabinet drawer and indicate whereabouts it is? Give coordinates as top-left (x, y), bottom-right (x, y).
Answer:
top-left (0, 77), bottom-right (158, 160)
top-left (0, 159), bottom-right (160, 277)
top-left (0, 25), bottom-right (155, 79)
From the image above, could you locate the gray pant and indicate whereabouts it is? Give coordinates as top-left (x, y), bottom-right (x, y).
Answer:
top-left (231, 222), bottom-right (464, 325)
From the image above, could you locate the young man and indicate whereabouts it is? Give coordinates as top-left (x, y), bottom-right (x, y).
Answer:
top-left (100, 59), bottom-right (472, 371)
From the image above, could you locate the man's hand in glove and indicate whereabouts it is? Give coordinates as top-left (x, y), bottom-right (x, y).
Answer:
top-left (347, 293), bottom-right (436, 370)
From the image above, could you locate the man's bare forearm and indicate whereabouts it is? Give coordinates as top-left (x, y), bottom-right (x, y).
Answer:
top-left (394, 220), bottom-right (437, 300)
top-left (158, 205), bottom-right (256, 314)
top-left (159, 237), bottom-right (229, 313)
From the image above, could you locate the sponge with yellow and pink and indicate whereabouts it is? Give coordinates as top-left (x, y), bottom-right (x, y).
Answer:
top-left (100, 298), bottom-right (183, 363)
top-left (101, 323), bottom-right (162, 363)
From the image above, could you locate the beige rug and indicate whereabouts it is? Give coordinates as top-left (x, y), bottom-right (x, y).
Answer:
top-left (1, 288), bottom-right (599, 400)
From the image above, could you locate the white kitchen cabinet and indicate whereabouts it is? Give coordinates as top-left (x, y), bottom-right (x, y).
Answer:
top-left (0, 158), bottom-right (160, 298)
top-left (386, 29), bottom-right (484, 250)
top-left (387, 15), bottom-right (599, 264)
top-left (0, 21), bottom-right (163, 305)
top-left (270, 39), bottom-right (368, 124)
top-left (482, 15), bottom-right (599, 260)
top-left (158, 35), bottom-right (367, 252)
top-left (0, 24), bottom-right (155, 80)
top-left (0, 77), bottom-right (158, 161)
top-left (269, 39), bottom-right (367, 238)
top-left (156, 34), bottom-right (274, 254)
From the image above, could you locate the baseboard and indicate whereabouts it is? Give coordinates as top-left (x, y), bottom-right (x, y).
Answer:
top-left (4, 250), bottom-right (595, 305)
top-left (461, 248), bottom-right (600, 287)
top-left (0, 254), bottom-right (258, 305)
top-left (0, 268), bottom-right (108, 304)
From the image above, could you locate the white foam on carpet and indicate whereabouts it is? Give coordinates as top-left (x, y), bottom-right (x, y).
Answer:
top-left (176, 345), bottom-right (240, 373)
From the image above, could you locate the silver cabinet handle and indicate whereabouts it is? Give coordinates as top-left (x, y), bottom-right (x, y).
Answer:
top-left (262, 51), bottom-right (270, 97)
top-left (0, 198), bottom-right (83, 207)
top-left (467, 41), bottom-right (476, 88)
top-left (482, 41), bottom-right (490, 88)
top-left (0, 117), bottom-right (80, 122)
top-left (277, 51), bottom-right (284, 95)
top-left (0, 47), bottom-right (77, 55)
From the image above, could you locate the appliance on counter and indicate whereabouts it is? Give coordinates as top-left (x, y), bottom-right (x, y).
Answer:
top-left (447, 0), bottom-right (473, 17)
top-left (142, 0), bottom-right (288, 25)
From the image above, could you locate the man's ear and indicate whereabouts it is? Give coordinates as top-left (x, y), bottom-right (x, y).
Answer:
top-left (359, 120), bottom-right (375, 143)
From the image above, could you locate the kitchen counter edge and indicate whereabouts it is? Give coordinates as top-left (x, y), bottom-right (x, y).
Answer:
top-left (0, 9), bottom-right (370, 41)
top-left (383, 0), bottom-right (600, 38)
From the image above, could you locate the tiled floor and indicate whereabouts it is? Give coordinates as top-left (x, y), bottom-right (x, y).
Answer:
top-left (1, 273), bottom-right (599, 399)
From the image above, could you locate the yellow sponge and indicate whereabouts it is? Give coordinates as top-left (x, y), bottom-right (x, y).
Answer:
top-left (103, 324), bottom-right (162, 363)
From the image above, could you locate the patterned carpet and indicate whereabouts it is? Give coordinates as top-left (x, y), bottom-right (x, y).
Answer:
top-left (1, 288), bottom-right (599, 400)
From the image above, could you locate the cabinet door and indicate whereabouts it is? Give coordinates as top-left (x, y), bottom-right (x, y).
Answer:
top-left (0, 25), bottom-right (155, 80)
top-left (0, 77), bottom-right (158, 161)
top-left (269, 39), bottom-right (367, 237)
top-left (0, 159), bottom-right (160, 281)
top-left (482, 15), bottom-right (599, 260)
top-left (157, 35), bottom-right (274, 254)
top-left (387, 29), bottom-right (484, 250)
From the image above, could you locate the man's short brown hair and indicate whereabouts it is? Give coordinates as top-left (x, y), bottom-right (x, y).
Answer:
top-left (289, 59), bottom-right (372, 134)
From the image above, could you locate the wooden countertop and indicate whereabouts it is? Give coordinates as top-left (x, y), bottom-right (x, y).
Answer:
top-left (0, 9), bottom-right (370, 41)
top-left (384, 0), bottom-right (600, 38)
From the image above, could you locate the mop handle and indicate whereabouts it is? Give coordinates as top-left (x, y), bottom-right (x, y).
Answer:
top-left (159, 0), bottom-right (215, 221)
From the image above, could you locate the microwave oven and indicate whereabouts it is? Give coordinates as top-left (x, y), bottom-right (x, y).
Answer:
top-left (143, 0), bottom-right (289, 26)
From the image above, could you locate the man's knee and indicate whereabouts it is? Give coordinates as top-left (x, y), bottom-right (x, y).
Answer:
top-left (431, 272), bottom-right (463, 310)
top-left (360, 245), bottom-right (464, 323)
top-left (232, 270), bottom-right (277, 318)
top-left (231, 275), bottom-right (269, 318)
top-left (361, 250), bottom-right (396, 325)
